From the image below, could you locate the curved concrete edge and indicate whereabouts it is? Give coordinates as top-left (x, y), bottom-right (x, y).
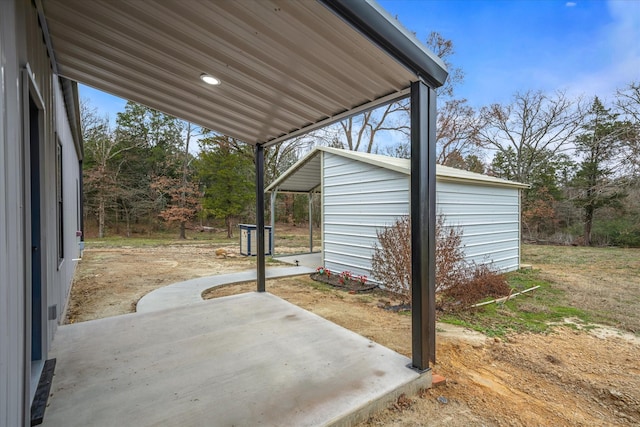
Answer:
top-left (136, 266), bottom-right (314, 314)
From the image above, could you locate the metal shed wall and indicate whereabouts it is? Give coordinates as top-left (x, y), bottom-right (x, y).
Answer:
top-left (321, 152), bottom-right (522, 280)
top-left (436, 181), bottom-right (521, 271)
top-left (323, 152), bottom-right (409, 277)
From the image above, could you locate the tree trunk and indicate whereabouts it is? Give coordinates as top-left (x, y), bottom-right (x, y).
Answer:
top-left (225, 216), bottom-right (233, 238)
top-left (583, 205), bottom-right (594, 246)
top-left (98, 196), bottom-right (105, 238)
top-left (178, 123), bottom-right (192, 241)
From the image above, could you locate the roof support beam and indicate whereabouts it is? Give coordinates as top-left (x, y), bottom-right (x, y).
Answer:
top-left (256, 144), bottom-right (266, 292)
top-left (410, 80), bottom-right (437, 370)
top-left (263, 88), bottom-right (409, 147)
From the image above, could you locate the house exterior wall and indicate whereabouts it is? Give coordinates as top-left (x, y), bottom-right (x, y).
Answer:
top-left (1, 1), bottom-right (28, 424)
top-left (1, 1), bottom-right (82, 424)
top-left (321, 152), bottom-right (522, 282)
top-left (52, 76), bottom-right (82, 335)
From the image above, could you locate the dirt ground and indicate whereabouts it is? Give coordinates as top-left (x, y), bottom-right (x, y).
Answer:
top-left (67, 243), bottom-right (640, 426)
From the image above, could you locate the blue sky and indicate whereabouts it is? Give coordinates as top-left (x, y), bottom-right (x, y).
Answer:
top-left (81, 0), bottom-right (640, 120)
top-left (379, 0), bottom-right (640, 107)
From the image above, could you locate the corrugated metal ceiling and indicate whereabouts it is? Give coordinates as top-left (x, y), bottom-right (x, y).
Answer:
top-left (43, 0), bottom-right (430, 145)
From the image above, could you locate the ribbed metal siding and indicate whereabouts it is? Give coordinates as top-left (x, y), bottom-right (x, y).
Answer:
top-left (54, 76), bottom-right (82, 326)
top-left (322, 153), bottom-right (522, 280)
top-left (323, 152), bottom-right (409, 278)
top-left (437, 181), bottom-right (521, 271)
top-left (1, 0), bottom-right (26, 423)
top-left (0, 4), bottom-right (83, 420)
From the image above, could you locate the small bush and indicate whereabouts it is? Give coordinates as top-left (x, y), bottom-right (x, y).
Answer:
top-left (440, 264), bottom-right (511, 312)
top-left (371, 215), bottom-right (511, 310)
top-left (434, 215), bottom-right (467, 293)
top-left (371, 216), bottom-right (412, 303)
top-left (371, 215), bottom-right (468, 303)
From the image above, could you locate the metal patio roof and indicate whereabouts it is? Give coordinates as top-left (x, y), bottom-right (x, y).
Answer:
top-left (41, 0), bottom-right (447, 145)
top-left (266, 146), bottom-right (531, 192)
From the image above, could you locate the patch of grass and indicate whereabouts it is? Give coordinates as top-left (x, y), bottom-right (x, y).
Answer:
top-left (523, 244), bottom-right (640, 335)
top-left (439, 269), bottom-right (592, 337)
top-left (306, 279), bottom-right (336, 294)
top-left (86, 233), bottom-right (233, 248)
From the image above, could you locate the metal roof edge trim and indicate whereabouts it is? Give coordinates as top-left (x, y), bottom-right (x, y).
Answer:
top-left (267, 146), bottom-right (530, 192)
top-left (319, 146), bottom-right (410, 175)
top-left (435, 174), bottom-right (531, 189)
top-left (319, 0), bottom-right (448, 89)
top-left (323, 147), bottom-right (530, 189)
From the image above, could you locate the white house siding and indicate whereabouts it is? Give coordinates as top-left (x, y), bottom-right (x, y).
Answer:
top-left (1, 1), bottom-right (82, 422)
top-left (52, 76), bottom-right (82, 337)
top-left (1, 1), bottom-right (28, 423)
top-left (321, 152), bottom-right (522, 281)
top-left (323, 152), bottom-right (410, 278)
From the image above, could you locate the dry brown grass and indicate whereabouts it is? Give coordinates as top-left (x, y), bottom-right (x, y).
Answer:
top-left (523, 244), bottom-right (640, 334)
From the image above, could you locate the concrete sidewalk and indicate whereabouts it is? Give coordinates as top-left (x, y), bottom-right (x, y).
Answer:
top-left (43, 292), bottom-right (431, 427)
top-left (275, 252), bottom-right (322, 269)
top-left (136, 266), bottom-right (314, 313)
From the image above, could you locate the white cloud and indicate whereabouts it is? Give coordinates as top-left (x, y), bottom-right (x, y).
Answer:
top-left (565, 0), bottom-right (640, 101)
top-left (565, 2), bottom-right (577, 7)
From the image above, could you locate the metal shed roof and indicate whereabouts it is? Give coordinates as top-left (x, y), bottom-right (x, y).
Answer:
top-left (41, 0), bottom-right (447, 145)
top-left (266, 146), bottom-right (530, 192)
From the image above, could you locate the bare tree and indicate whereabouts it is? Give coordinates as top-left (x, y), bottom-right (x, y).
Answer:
top-left (615, 82), bottom-right (640, 176)
top-left (478, 90), bottom-right (584, 184)
top-left (616, 81), bottom-right (640, 123)
top-left (176, 121), bottom-right (201, 239)
top-left (324, 100), bottom-right (410, 153)
top-left (425, 31), bottom-right (464, 99)
top-left (81, 99), bottom-right (138, 238)
top-left (325, 31), bottom-right (463, 155)
top-left (436, 99), bottom-right (482, 165)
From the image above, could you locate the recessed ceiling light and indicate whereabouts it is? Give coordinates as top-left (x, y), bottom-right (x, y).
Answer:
top-left (200, 73), bottom-right (221, 85)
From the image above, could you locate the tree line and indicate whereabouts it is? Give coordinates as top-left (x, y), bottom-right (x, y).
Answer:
top-left (81, 33), bottom-right (640, 246)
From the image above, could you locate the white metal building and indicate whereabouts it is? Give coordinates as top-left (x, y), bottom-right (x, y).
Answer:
top-left (267, 147), bottom-right (529, 279)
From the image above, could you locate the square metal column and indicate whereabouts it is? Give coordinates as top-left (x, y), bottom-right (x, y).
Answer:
top-left (410, 80), bottom-right (437, 370)
top-left (255, 144), bottom-right (266, 292)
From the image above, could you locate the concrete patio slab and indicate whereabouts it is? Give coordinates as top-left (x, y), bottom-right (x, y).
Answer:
top-left (275, 252), bottom-right (323, 269)
top-left (43, 293), bottom-right (430, 427)
top-left (136, 266), bottom-right (314, 313)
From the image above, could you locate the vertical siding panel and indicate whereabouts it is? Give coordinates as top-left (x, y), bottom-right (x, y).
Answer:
top-left (0, 4), bottom-right (12, 423)
top-left (1, 0), bottom-right (27, 423)
top-left (0, 1), bottom-right (83, 418)
top-left (54, 76), bottom-right (81, 323)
